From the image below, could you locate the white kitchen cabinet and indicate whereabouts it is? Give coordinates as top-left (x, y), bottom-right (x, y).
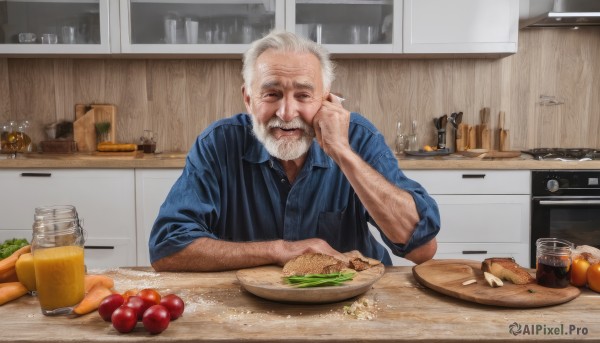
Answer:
top-left (119, 0), bottom-right (284, 54)
top-left (286, 0), bottom-right (401, 54)
top-left (0, 0), bottom-right (120, 55)
top-left (0, 169), bottom-right (136, 268)
top-left (135, 169), bottom-right (182, 266)
top-left (403, 0), bottom-right (519, 54)
top-left (378, 170), bottom-right (531, 266)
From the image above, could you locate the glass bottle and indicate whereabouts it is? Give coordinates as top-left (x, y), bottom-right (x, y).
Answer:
top-left (394, 121), bottom-right (405, 154)
top-left (535, 238), bottom-right (573, 288)
top-left (32, 205), bottom-right (85, 315)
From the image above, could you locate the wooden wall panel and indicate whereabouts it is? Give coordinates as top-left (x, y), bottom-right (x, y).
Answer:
top-left (0, 59), bottom-right (9, 119)
top-left (0, 27), bottom-right (599, 153)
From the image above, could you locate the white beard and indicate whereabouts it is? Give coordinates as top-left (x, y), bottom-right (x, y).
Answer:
top-left (251, 115), bottom-right (315, 161)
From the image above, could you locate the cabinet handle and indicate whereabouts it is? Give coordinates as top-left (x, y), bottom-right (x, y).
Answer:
top-left (84, 246), bottom-right (115, 250)
top-left (20, 172), bottom-right (51, 177)
top-left (462, 250), bottom-right (487, 254)
top-left (462, 174), bottom-right (486, 179)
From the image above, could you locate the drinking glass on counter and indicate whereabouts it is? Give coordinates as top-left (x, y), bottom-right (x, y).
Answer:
top-left (535, 238), bottom-right (573, 288)
top-left (32, 205), bottom-right (85, 315)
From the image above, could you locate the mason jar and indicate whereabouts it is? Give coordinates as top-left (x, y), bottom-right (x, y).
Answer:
top-left (535, 238), bottom-right (573, 288)
top-left (32, 206), bottom-right (85, 315)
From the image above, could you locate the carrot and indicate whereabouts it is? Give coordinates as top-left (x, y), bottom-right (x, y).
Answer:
top-left (0, 245), bottom-right (31, 283)
top-left (84, 274), bottom-right (114, 293)
top-left (72, 284), bottom-right (113, 315)
top-left (0, 282), bottom-right (28, 305)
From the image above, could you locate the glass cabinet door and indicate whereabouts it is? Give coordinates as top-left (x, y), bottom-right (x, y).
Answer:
top-left (120, 0), bottom-right (284, 54)
top-left (0, 0), bottom-right (116, 55)
top-left (286, 0), bottom-right (400, 54)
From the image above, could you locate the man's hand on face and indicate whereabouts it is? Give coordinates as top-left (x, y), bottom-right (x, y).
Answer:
top-left (313, 93), bottom-right (351, 159)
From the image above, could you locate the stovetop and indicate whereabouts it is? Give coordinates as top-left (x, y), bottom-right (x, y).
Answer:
top-left (522, 148), bottom-right (600, 161)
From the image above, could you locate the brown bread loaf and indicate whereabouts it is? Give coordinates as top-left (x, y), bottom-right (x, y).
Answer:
top-left (481, 257), bottom-right (535, 285)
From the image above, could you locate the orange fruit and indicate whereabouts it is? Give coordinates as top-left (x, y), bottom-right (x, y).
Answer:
top-left (570, 257), bottom-right (590, 287)
top-left (587, 263), bottom-right (600, 293)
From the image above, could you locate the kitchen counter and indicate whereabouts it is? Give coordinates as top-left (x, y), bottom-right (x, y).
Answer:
top-left (2, 152), bottom-right (600, 170)
top-left (3, 266), bottom-right (599, 342)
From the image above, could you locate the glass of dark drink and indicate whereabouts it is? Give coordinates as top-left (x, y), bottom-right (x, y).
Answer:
top-left (535, 238), bottom-right (573, 288)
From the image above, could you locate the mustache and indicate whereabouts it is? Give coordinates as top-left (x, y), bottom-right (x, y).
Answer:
top-left (267, 117), bottom-right (314, 135)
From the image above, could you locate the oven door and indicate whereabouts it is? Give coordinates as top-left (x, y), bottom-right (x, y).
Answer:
top-left (531, 196), bottom-right (600, 267)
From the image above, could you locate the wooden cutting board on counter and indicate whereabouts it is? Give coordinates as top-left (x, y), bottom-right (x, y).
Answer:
top-left (73, 104), bottom-right (117, 152)
top-left (413, 259), bottom-right (580, 308)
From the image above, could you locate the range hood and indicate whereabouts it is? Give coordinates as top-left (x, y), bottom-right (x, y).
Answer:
top-left (520, 0), bottom-right (600, 28)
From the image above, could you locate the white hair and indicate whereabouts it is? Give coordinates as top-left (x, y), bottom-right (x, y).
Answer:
top-left (242, 30), bottom-right (335, 94)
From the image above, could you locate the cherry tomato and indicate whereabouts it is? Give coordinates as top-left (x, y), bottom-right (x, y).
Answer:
top-left (142, 305), bottom-right (171, 334)
top-left (111, 306), bottom-right (137, 333)
top-left (122, 289), bottom-right (139, 302)
top-left (125, 296), bottom-right (151, 321)
top-left (98, 294), bottom-right (125, 322)
top-left (138, 288), bottom-right (162, 306)
top-left (160, 294), bottom-right (185, 320)
top-left (587, 263), bottom-right (600, 293)
top-left (570, 257), bottom-right (590, 287)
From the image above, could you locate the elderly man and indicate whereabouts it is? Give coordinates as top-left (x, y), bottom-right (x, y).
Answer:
top-left (149, 31), bottom-right (440, 272)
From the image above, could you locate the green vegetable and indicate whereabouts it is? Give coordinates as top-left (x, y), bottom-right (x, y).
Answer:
top-left (283, 272), bottom-right (356, 288)
top-left (0, 238), bottom-right (29, 259)
top-left (95, 121), bottom-right (111, 135)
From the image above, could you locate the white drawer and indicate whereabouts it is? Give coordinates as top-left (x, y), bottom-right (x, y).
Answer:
top-left (84, 237), bottom-right (136, 269)
top-left (435, 243), bottom-right (530, 267)
top-left (434, 194), bottom-right (530, 243)
top-left (403, 170), bottom-right (530, 195)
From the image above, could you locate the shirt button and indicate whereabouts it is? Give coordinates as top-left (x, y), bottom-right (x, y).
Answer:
top-left (280, 178), bottom-right (286, 183)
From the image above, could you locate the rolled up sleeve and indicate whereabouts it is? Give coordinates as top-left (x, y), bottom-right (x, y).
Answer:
top-left (371, 150), bottom-right (441, 257)
top-left (148, 137), bottom-right (221, 263)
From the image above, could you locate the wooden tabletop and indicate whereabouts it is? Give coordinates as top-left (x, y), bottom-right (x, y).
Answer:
top-left (3, 152), bottom-right (600, 170)
top-left (3, 266), bottom-right (599, 342)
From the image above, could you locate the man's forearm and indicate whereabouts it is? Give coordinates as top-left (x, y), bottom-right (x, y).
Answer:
top-left (151, 237), bottom-right (349, 272)
top-left (152, 237), bottom-right (280, 272)
top-left (330, 147), bottom-right (419, 245)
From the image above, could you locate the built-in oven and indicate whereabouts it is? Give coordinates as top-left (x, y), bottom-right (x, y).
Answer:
top-left (531, 170), bottom-right (600, 267)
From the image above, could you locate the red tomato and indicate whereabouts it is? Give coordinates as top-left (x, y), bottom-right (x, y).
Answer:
top-left (98, 294), bottom-right (125, 322)
top-left (160, 294), bottom-right (185, 320)
top-left (122, 289), bottom-right (139, 302)
top-left (138, 288), bottom-right (162, 306)
top-left (111, 306), bottom-right (137, 333)
top-left (142, 305), bottom-right (171, 334)
top-left (125, 296), bottom-right (151, 321)
top-left (587, 263), bottom-right (600, 293)
top-left (570, 257), bottom-right (590, 287)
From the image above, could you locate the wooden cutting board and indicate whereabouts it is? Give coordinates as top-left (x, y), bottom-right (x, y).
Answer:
top-left (413, 259), bottom-right (580, 308)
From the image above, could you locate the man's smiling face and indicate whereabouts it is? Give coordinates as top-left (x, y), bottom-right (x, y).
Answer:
top-left (243, 49), bottom-right (325, 161)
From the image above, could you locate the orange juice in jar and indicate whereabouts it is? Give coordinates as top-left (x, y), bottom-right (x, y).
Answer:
top-left (34, 246), bottom-right (85, 313)
top-left (32, 213), bottom-right (85, 316)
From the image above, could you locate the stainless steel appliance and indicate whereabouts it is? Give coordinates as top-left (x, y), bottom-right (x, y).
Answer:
top-left (531, 170), bottom-right (600, 267)
top-left (522, 148), bottom-right (600, 161)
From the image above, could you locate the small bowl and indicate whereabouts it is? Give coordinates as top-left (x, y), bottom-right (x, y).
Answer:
top-left (18, 33), bottom-right (37, 44)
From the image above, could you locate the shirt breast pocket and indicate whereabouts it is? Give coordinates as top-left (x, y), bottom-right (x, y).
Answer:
top-left (316, 209), bottom-right (357, 253)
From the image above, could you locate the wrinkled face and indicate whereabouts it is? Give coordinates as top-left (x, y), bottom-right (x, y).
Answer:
top-left (243, 49), bottom-right (326, 161)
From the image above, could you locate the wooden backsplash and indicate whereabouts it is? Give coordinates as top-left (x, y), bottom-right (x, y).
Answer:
top-left (1, 27), bottom-right (599, 153)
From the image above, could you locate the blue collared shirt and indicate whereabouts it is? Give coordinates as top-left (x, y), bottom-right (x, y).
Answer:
top-left (149, 113), bottom-right (440, 265)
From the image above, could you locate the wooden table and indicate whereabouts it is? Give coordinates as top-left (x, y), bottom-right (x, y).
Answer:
top-left (3, 267), bottom-right (599, 342)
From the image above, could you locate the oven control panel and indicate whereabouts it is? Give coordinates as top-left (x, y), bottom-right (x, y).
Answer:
top-left (532, 171), bottom-right (600, 196)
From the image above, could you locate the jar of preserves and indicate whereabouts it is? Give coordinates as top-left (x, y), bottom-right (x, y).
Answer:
top-left (535, 238), bottom-right (573, 288)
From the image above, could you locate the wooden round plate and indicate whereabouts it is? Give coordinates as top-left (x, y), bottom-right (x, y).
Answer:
top-left (236, 264), bottom-right (385, 304)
